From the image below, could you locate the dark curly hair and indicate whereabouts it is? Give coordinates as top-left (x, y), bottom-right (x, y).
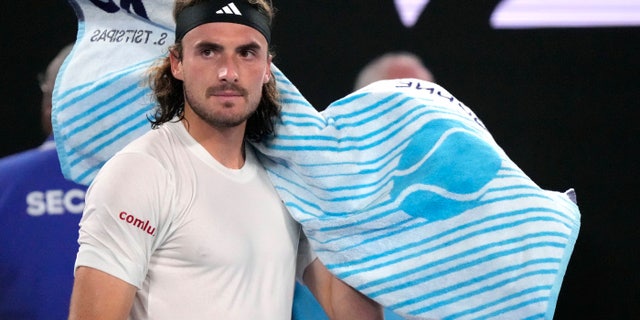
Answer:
top-left (147, 0), bottom-right (280, 143)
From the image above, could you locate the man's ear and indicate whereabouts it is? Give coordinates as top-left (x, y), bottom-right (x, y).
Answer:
top-left (264, 55), bottom-right (272, 83)
top-left (169, 49), bottom-right (183, 80)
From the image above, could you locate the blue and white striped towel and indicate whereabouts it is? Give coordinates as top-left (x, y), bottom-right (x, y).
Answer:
top-left (52, 0), bottom-right (174, 185)
top-left (256, 73), bottom-right (580, 319)
top-left (53, 1), bottom-right (580, 319)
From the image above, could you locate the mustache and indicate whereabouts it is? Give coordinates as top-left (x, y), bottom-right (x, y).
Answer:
top-left (206, 83), bottom-right (248, 96)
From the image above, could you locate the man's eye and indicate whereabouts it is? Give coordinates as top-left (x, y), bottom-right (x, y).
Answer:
top-left (240, 49), bottom-right (256, 57)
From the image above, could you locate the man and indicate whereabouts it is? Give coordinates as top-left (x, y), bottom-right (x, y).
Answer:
top-left (68, 1), bottom-right (382, 319)
top-left (353, 51), bottom-right (435, 91)
top-left (0, 44), bottom-right (87, 320)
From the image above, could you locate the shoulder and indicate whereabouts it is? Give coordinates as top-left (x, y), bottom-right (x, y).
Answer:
top-left (90, 122), bottom-right (188, 193)
top-left (117, 121), bottom-right (186, 163)
top-left (107, 123), bottom-right (178, 168)
top-left (0, 144), bottom-right (60, 180)
top-left (0, 145), bottom-right (52, 168)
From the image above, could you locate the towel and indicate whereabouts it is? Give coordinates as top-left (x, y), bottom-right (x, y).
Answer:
top-left (258, 74), bottom-right (580, 319)
top-left (52, 0), bottom-right (174, 185)
top-left (53, 1), bottom-right (580, 319)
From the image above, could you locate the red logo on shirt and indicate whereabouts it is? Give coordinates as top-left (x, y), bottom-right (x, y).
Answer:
top-left (119, 211), bottom-right (156, 236)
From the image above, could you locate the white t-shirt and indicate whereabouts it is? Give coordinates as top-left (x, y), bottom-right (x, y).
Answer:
top-left (75, 120), bottom-right (315, 319)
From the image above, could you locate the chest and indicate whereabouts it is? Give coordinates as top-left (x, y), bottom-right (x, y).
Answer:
top-left (156, 165), bottom-right (300, 268)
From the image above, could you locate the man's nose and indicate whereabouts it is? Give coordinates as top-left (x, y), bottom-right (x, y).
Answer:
top-left (217, 57), bottom-right (239, 82)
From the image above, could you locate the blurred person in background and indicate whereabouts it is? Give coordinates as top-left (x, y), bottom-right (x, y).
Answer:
top-left (0, 43), bottom-right (88, 320)
top-left (354, 51), bottom-right (435, 91)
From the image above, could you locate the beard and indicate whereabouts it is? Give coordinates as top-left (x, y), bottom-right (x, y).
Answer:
top-left (184, 83), bottom-right (258, 128)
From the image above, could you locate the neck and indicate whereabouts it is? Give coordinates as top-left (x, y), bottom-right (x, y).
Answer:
top-left (181, 118), bottom-right (247, 169)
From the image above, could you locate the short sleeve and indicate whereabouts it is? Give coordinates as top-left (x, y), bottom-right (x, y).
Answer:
top-left (74, 152), bottom-right (173, 288)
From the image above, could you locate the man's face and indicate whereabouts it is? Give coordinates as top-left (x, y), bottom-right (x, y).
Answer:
top-left (171, 22), bottom-right (272, 129)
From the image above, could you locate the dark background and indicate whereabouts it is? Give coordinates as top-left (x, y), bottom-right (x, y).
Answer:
top-left (1, 1), bottom-right (637, 318)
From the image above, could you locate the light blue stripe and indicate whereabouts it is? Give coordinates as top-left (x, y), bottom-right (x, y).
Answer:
top-left (276, 96), bottom-right (417, 140)
top-left (66, 90), bottom-right (149, 157)
top-left (269, 171), bottom-right (347, 206)
top-left (278, 88), bottom-right (306, 97)
top-left (447, 288), bottom-right (551, 320)
top-left (308, 218), bottom-right (427, 247)
top-left (468, 297), bottom-right (549, 320)
top-left (279, 109), bottom-right (323, 121)
top-left (340, 228), bottom-right (566, 284)
top-left (308, 191), bottom-right (552, 241)
top-left (478, 193), bottom-right (576, 226)
top-left (279, 98), bottom-right (314, 109)
top-left (266, 112), bottom-right (482, 152)
top-left (480, 185), bottom-right (545, 200)
top-left (64, 84), bottom-right (145, 134)
top-left (522, 313), bottom-right (546, 320)
top-left (277, 97), bottom-right (416, 141)
top-left (74, 117), bottom-right (150, 182)
top-left (57, 59), bottom-right (154, 108)
top-left (69, 105), bottom-right (151, 167)
top-left (325, 208), bottom-right (557, 270)
top-left (280, 200), bottom-right (323, 219)
top-left (309, 204), bottom-right (500, 247)
top-left (266, 163), bottom-right (398, 203)
top-left (278, 120), bottom-right (325, 130)
top-left (331, 97), bottom-right (481, 130)
top-left (339, 229), bottom-right (567, 281)
top-left (263, 138), bottom-right (411, 173)
top-left (58, 72), bottom-right (135, 111)
top-left (410, 277), bottom-right (553, 317)
top-left (274, 188), bottom-right (324, 218)
top-left (315, 193), bottom-right (558, 234)
top-left (56, 82), bottom-right (94, 102)
top-left (330, 93), bottom-right (401, 124)
top-left (381, 259), bottom-right (559, 305)
top-left (328, 92), bottom-right (371, 107)
top-left (421, 284), bottom-right (551, 318)
top-left (544, 213), bottom-right (580, 320)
